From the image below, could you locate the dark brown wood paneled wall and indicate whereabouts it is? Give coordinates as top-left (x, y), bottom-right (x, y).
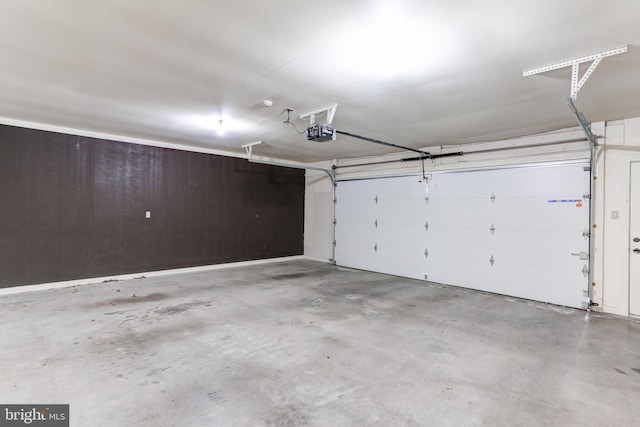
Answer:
top-left (0, 124), bottom-right (304, 288)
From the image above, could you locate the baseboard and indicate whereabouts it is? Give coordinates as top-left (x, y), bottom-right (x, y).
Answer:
top-left (300, 255), bottom-right (333, 264)
top-left (0, 255), bottom-right (307, 296)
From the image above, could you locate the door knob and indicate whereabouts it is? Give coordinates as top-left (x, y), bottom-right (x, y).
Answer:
top-left (634, 248), bottom-right (640, 254)
top-left (634, 237), bottom-right (640, 243)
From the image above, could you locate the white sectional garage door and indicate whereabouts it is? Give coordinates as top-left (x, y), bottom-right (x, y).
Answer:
top-left (334, 162), bottom-right (591, 309)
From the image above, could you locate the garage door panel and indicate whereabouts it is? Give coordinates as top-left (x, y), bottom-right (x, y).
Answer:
top-left (334, 250), bottom-right (377, 273)
top-left (374, 176), bottom-right (426, 196)
top-left (427, 173), bottom-right (497, 199)
top-left (425, 258), bottom-right (586, 308)
top-left (491, 231), bottom-right (588, 269)
top-left (335, 200), bottom-right (376, 223)
top-left (376, 217), bottom-right (430, 229)
top-left (336, 249), bottom-right (426, 279)
top-left (427, 227), bottom-right (495, 256)
top-left (425, 254), bottom-right (491, 288)
top-left (426, 199), bottom-right (495, 227)
top-left (376, 248), bottom-right (428, 279)
top-left (336, 222), bottom-right (375, 241)
top-left (428, 166), bottom-right (588, 198)
top-left (491, 199), bottom-right (589, 232)
top-left (378, 224), bottom-right (427, 253)
top-left (377, 199), bottom-right (429, 223)
top-left (338, 180), bottom-right (379, 198)
top-left (376, 185), bottom-right (429, 221)
top-left (334, 238), bottom-right (377, 272)
top-left (426, 198), bottom-right (589, 232)
top-left (488, 263), bottom-right (588, 308)
top-left (482, 166), bottom-right (588, 197)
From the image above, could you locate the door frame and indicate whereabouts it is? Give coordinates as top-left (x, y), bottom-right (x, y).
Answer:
top-left (629, 161), bottom-right (640, 316)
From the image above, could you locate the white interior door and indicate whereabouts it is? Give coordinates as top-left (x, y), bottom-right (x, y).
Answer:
top-left (630, 162), bottom-right (640, 316)
top-left (335, 162), bottom-right (590, 309)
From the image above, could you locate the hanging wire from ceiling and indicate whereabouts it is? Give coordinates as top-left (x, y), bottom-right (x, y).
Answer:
top-left (282, 108), bottom-right (307, 134)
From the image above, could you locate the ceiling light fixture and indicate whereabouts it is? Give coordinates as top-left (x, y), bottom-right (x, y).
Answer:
top-left (215, 119), bottom-right (225, 136)
top-left (182, 114), bottom-right (253, 135)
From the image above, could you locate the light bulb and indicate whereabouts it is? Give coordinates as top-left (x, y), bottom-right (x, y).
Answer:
top-left (216, 120), bottom-right (225, 136)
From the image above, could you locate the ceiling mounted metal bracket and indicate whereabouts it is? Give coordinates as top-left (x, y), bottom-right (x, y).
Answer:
top-left (299, 103), bottom-right (338, 125)
top-left (241, 141), bottom-right (335, 184)
top-left (241, 141), bottom-right (263, 158)
top-left (523, 45), bottom-right (628, 100)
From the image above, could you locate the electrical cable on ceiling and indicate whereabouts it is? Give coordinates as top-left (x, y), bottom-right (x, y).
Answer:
top-left (283, 108), bottom-right (306, 134)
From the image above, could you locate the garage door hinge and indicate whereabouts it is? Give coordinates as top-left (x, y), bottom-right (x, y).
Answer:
top-left (333, 240), bottom-right (336, 247)
top-left (583, 166), bottom-right (591, 172)
top-left (490, 255), bottom-right (495, 266)
top-left (424, 248), bottom-right (429, 259)
top-left (424, 220), bottom-right (429, 231)
top-left (425, 196), bottom-right (429, 204)
top-left (583, 193), bottom-right (591, 200)
top-left (374, 195), bottom-right (378, 204)
top-left (333, 197), bottom-right (337, 204)
top-left (374, 243), bottom-right (378, 252)
top-left (490, 192), bottom-right (496, 203)
top-left (490, 224), bottom-right (496, 235)
top-left (582, 265), bottom-right (589, 278)
top-left (333, 219), bottom-right (337, 225)
top-left (374, 219), bottom-right (378, 228)
top-left (582, 228), bottom-right (590, 239)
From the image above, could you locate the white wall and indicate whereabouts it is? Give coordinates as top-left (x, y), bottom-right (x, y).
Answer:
top-left (304, 120), bottom-right (640, 316)
top-left (595, 118), bottom-right (640, 316)
top-left (304, 167), bottom-right (334, 261)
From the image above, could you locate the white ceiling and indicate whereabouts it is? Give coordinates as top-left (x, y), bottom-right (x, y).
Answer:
top-left (1, 0), bottom-right (640, 162)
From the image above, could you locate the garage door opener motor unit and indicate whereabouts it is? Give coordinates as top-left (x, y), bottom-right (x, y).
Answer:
top-left (306, 123), bottom-right (336, 142)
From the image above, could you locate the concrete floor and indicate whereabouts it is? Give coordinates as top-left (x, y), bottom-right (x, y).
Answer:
top-left (1, 259), bottom-right (639, 426)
